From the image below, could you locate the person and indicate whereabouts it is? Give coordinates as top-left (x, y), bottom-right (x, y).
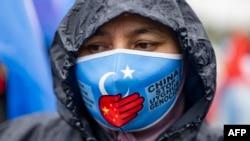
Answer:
top-left (0, 0), bottom-right (223, 141)
top-left (0, 62), bottom-right (6, 123)
top-left (206, 30), bottom-right (250, 127)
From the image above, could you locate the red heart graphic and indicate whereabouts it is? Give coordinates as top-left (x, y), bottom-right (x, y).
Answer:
top-left (99, 93), bottom-right (144, 127)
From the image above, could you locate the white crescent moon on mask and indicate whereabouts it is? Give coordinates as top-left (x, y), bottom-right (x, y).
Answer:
top-left (99, 72), bottom-right (115, 95)
top-left (98, 72), bottom-right (130, 96)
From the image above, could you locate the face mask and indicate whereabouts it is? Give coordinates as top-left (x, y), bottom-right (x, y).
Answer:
top-left (75, 49), bottom-right (183, 132)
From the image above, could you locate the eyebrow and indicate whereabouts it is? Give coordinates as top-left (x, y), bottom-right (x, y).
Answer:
top-left (92, 26), bottom-right (165, 38)
top-left (93, 29), bottom-right (110, 36)
top-left (127, 27), bottom-right (163, 37)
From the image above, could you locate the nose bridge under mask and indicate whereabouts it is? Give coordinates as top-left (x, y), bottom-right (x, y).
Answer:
top-left (114, 52), bottom-right (120, 84)
top-left (108, 52), bottom-right (135, 95)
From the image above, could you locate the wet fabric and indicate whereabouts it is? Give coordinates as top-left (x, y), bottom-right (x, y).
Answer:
top-left (0, 0), bottom-right (222, 141)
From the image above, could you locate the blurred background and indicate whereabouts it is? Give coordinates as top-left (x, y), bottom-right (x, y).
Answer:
top-left (0, 0), bottom-right (249, 130)
top-left (187, 0), bottom-right (250, 129)
top-left (0, 0), bottom-right (75, 123)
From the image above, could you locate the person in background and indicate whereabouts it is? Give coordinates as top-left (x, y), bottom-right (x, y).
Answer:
top-left (0, 62), bottom-right (6, 123)
top-left (0, 0), bottom-right (223, 141)
top-left (207, 30), bottom-right (250, 127)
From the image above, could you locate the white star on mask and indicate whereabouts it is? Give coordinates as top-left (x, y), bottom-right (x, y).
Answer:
top-left (121, 65), bottom-right (135, 79)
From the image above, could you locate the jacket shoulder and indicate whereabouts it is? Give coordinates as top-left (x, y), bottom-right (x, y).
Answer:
top-left (0, 112), bottom-right (82, 141)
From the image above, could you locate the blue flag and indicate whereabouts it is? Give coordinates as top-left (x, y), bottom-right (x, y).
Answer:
top-left (33, 0), bottom-right (75, 48)
top-left (0, 0), bottom-right (57, 119)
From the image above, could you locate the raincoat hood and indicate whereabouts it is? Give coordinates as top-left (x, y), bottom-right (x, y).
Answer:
top-left (50, 0), bottom-right (216, 140)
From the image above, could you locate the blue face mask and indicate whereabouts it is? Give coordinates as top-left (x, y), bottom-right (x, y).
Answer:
top-left (75, 49), bottom-right (183, 132)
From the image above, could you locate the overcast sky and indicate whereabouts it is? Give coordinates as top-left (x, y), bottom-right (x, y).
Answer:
top-left (186, 0), bottom-right (250, 31)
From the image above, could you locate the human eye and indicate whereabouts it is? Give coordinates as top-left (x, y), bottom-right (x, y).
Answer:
top-left (133, 41), bottom-right (157, 51)
top-left (85, 43), bottom-right (111, 54)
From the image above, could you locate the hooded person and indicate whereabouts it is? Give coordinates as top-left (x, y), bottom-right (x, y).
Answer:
top-left (0, 0), bottom-right (223, 141)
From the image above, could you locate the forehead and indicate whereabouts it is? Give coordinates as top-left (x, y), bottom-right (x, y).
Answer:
top-left (98, 13), bottom-right (172, 33)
